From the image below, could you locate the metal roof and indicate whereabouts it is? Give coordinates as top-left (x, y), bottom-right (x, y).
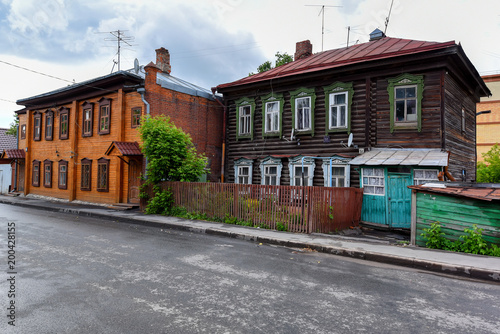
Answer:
top-left (105, 141), bottom-right (142, 156)
top-left (349, 149), bottom-right (449, 166)
top-left (1, 149), bottom-right (25, 159)
top-left (217, 37), bottom-right (457, 90)
top-left (156, 72), bottom-right (214, 100)
top-left (409, 184), bottom-right (500, 202)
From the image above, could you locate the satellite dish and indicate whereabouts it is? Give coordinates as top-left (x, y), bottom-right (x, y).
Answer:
top-left (134, 58), bottom-right (140, 74)
top-left (347, 133), bottom-right (353, 147)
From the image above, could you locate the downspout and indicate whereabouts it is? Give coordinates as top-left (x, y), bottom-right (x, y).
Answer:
top-left (212, 87), bottom-right (226, 183)
top-left (137, 88), bottom-right (149, 179)
top-left (13, 121), bottom-right (18, 191)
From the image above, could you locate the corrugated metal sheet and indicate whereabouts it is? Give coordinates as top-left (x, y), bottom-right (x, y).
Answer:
top-left (410, 184), bottom-right (500, 202)
top-left (349, 149), bottom-right (449, 166)
top-left (217, 37), bottom-right (456, 90)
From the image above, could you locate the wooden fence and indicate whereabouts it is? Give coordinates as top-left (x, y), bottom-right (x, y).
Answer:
top-left (143, 182), bottom-right (364, 234)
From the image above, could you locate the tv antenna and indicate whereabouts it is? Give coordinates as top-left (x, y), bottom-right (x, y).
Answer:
top-left (384, 0), bottom-right (395, 34)
top-left (305, 4), bottom-right (342, 51)
top-left (103, 30), bottom-right (135, 72)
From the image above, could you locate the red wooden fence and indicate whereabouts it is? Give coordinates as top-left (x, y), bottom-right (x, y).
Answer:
top-left (144, 182), bottom-right (363, 234)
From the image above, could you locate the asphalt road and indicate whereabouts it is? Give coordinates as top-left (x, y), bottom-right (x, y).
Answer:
top-left (0, 203), bottom-right (499, 334)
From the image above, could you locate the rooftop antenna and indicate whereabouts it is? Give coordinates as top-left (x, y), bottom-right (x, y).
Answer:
top-left (305, 4), bottom-right (342, 51)
top-left (103, 30), bottom-right (135, 72)
top-left (384, 0), bottom-right (395, 35)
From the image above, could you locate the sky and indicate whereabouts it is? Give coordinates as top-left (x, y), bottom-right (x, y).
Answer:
top-left (0, 0), bottom-right (499, 129)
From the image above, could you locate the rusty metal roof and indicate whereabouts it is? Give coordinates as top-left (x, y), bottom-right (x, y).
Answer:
top-left (1, 149), bottom-right (25, 159)
top-left (217, 37), bottom-right (456, 90)
top-left (105, 141), bottom-right (142, 156)
top-left (349, 149), bottom-right (448, 166)
top-left (409, 184), bottom-right (500, 202)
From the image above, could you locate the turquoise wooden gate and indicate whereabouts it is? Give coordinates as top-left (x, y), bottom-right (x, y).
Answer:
top-left (387, 173), bottom-right (412, 228)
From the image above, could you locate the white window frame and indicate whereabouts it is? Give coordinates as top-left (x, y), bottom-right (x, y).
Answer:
top-left (259, 157), bottom-right (282, 186)
top-left (322, 158), bottom-right (350, 187)
top-left (234, 158), bottom-right (253, 184)
top-left (394, 85), bottom-right (418, 124)
top-left (289, 156), bottom-right (315, 186)
top-left (265, 101), bottom-right (280, 133)
top-left (239, 105), bottom-right (251, 136)
top-left (362, 168), bottom-right (385, 196)
top-left (329, 91), bottom-right (348, 129)
top-left (413, 169), bottom-right (440, 186)
top-left (295, 96), bottom-right (311, 131)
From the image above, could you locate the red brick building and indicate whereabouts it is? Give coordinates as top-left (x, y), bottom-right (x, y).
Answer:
top-left (3, 48), bottom-right (223, 205)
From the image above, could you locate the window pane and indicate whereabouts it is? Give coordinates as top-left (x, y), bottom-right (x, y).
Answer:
top-left (395, 100), bottom-right (405, 121)
top-left (303, 108), bottom-right (310, 128)
top-left (340, 106), bottom-right (346, 127)
top-left (406, 87), bottom-right (416, 98)
top-left (334, 93), bottom-right (346, 104)
top-left (338, 178), bottom-right (344, 187)
top-left (395, 88), bottom-right (405, 99)
top-left (332, 167), bottom-right (344, 176)
top-left (374, 169), bottom-right (384, 176)
top-left (331, 106), bottom-right (337, 126)
top-left (273, 113), bottom-right (279, 131)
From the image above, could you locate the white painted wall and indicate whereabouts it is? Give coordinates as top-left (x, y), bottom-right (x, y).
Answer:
top-left (0, 164), bottom-right (12, 194)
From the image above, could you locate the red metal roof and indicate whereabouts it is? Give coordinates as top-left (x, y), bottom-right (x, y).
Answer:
top-left (409, 185), bottom-right (500, 202)
top-left (2, 149), bottom-right (25, 159)
top-left (105, 141), bottom-right (142, 156)
top-left (217, 37), bottom-right (456, 90)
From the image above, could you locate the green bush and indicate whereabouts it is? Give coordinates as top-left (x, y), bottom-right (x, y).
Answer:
top-left (421, 222), bottom-right (499, 257)
top-left (145, 186), bottom-right (174, 215)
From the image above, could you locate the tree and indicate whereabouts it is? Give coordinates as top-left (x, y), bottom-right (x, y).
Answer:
top-left (139, 115), bottom-right (207, 214)
top-left (6, 113), bottom-right (18, 137)
top-left (249, 52), bottom-right (293, 75)
top-left (477, 144), bottom-right (500, 183)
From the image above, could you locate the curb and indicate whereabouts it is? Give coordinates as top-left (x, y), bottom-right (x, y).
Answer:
top-left (2, 198), bottom-right (499, 283)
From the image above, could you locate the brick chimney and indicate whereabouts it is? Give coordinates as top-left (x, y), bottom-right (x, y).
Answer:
top-left (155, 47), bottom-right (171, 74)
top-left (294, 40), bottom-right (312, 60)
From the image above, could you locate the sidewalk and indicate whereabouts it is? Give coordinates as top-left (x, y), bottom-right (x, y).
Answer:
top-left (1, 194), bottom-right (499, 283)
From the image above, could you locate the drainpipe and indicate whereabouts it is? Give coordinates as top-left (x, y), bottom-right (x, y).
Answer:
top-left (137, 88), bottom-right (149, 180)
top-left (13, 122), bottom-right (19, 191)
top-left (212, 87), bottom-right (226, 183)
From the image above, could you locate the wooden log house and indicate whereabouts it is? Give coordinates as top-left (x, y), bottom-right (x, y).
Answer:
top-left (215, 29), bottom-right (490, 229)
top-left (6, 48), bottom-right (223, 206)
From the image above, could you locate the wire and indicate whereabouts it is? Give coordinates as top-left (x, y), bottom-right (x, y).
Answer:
top-left (0, 59), bottom-right (74, 84)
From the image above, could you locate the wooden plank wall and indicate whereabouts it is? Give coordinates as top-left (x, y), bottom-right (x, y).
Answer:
top-left (444, 73), bottom-right (477, 181)
top-left (415, 192), bottom-right (500, 246)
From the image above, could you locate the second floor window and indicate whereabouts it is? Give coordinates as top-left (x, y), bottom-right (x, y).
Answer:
top-left (295, 97), bottom-right (311, 131)
top-left (34, 114), bottom-right (41, 141)
top-left (84, 109), bottom-right (92, 135)
top-left (394, 86), bottom-right (417, 123)
top-left (239, 105), bottom-right (251, 135)
top-left (20, 124), bottom-right (26, 140)
top-left (45, 111), bottom-right (53, 140)
top-left (132, 107), bottom-right (141, 128)
top-left (98, 98), bottom-right (111, 135)
top-left (60, 108), bottom-right (69, 140)
top-left (329, 92), bottom-right (348, 129)
top-left (265, 101), bottom-right (280, 133)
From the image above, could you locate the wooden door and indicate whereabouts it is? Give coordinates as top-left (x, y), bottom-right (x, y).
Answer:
top-left (18, 162), bottom-right (25, 192)
top-left (387, 173), bottom-right (412, 228)
top-left (128, 160), bottom-right (141, 204)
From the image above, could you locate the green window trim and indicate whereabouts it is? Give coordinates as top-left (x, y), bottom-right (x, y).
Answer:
top-left (290, 87), bottom-right (316, 137)
top-left (260, 92), bottom-right (284, 139)
top-left (323, 82), bottom-right (354, 134)
top-left (387, 73), bottom-right (424, 133)
top-left (235, 97), bottom-right (255, 141)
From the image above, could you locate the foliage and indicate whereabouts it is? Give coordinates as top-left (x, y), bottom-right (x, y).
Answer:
top-left (476, 144), bottom-right (500, 183)
top-left (140, 115), bottom-right (207, 184)
top-left (249, 52), bottom-right (293, 75)
top-left (145, 186), bottom-right (174, 215)
top-left (421, 222), bottom-right (499, 257)
top-left (6, 114), bottom-right (18, 137)
top-left (276, 222), bottom-right (288, 231)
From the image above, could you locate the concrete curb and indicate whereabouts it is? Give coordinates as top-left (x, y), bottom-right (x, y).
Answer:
top-left (2, 197), bottom-right (500, 283)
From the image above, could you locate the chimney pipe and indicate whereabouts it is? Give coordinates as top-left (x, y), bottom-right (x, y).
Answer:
top-left (155, 47), bottom-right (171, 74)
top-left (294, 40), bottom-right (313, 61)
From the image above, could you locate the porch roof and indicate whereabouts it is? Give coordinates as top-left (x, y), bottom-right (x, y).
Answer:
top-left (349, 149), bottom-right (448, 166)
top-left (1, 149), bottom-right (25, 159)
top-left (105, 141), bottom-right (142, 156)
